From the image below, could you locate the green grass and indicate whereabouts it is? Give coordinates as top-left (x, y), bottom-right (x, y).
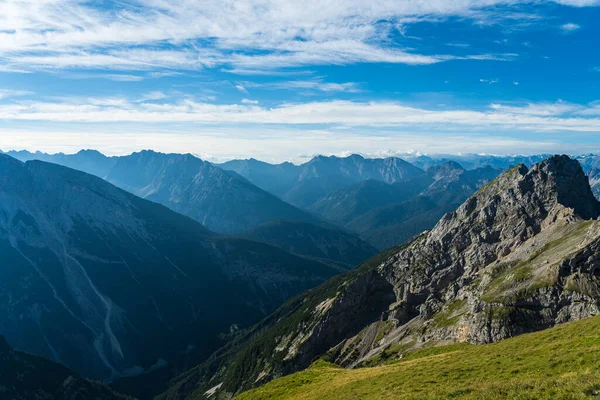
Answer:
top-left (480, 220), bottom-right (597, 304)
top-left (236, 315), bottom-right (600, 400)
top-left (158, 242), bottom-right (416, 400)
top-left (432, 299), bottom-right (468, 327)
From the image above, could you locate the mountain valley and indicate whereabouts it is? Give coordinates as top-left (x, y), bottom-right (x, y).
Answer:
top-left (2, 151), bottom-right (600, 400)
top-left (0, 154), bottom-right (343, 384)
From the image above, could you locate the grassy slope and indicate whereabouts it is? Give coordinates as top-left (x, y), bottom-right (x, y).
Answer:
top-left (237, 315), bottom-right (600, 400)
top-left (157, 244), bottom-right (407, 400)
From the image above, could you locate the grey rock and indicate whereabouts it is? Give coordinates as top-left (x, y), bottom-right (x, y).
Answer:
top-left (172, 155), bottom-right (600, 399)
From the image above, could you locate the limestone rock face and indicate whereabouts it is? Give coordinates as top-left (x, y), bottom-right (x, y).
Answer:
top-left (169, 155), bottom-right (600, 399)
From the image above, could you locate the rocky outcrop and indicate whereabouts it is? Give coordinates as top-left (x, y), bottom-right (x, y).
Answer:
top-left (331, 155), bottom-right (600, 362)
top-left (166, 155), bottom-right (600, 399)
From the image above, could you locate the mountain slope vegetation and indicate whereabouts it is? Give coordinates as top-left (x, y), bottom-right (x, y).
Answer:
top-left (159, 155), bottom-right (600, 399)
top-left (237, 315), bottom-right (600, 400)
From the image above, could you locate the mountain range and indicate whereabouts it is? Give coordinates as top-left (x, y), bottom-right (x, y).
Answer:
top-left (219, 153), bottom-right (600, 203)
top-left (158, 155), bottom-right (600, 399)
top-left (8, 150), bottom-right (569, 252)
top-left (220, 154), bottom-right (427, 208)
top-left (3, 149), bottom-right (600, 400)
top-left (312, 162), bottom-right (502, 249)
top-left (0, 154), bottom-right (343, 383)
top-left (5, 150), bottom-right (325, 234)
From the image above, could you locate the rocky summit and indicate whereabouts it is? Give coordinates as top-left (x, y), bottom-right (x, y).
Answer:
top-left (166, 155), bottom-right (600, 399)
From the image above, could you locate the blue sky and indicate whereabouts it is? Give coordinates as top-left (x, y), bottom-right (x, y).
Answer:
top-left (1, 0), bottom-right (599, 162)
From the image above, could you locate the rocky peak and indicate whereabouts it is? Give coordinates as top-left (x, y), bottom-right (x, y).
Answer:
top-left (428, 156), bottom-right (599, 254)
top-left (524, 154), bottom-right (600, 220)
top-left (429, 160), bottom-right (464, 173)
top-left (427, 161), bottom-right (465, 181)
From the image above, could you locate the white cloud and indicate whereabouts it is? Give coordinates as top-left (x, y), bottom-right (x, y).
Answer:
top-left (235, 85), bottom-right (249, 94)
top-left (489, 101), bottom-right (582, 116)
top-left (1, 97), bottom-right (600, 133)
top-left (555, 0), bottom-right (600, 5)
top-left (0, 89), bottom-right (32, 100)
top-left (241, 99), bottom-right (259, 104)
top-left (242, 79), bottom-right (362, 93)
top-left (65, 73), bottom-right (145, 82)
top-left (575, 102), bottom-right (600, 116)
top-left (560, 23), bottom-right (581, 32)
top-left (134, 91), bottom-right (168, 102)
top-left (148, 71), bottom-right (184, 78)
top-left (0, 0), bottom-right (592, 72)
top-left (101, 74), bottom-right (145, 82)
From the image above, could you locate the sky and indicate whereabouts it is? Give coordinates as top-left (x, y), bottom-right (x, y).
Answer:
top-left (0, 0), bottom-right (600, 163)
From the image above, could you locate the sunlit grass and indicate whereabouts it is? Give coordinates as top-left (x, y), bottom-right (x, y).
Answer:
top-left (236, 315), bottom-right (600, 400)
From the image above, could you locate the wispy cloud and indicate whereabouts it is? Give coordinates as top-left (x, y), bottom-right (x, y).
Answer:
top-left (65, 73), bottom-right (145, 82)
top-left (560, 22), bottom-right (581, 32)
top-left (0, 89), bottom-right (32, 100)
top-left (99, 74), bottom-right (145, 82)
top-left (235, 85), bottom-right (249, 94)
top-left (0, 0), bottom-right (593, 72)
top-left (148, 71), bottom-right (183, 78)
top-left (241, 79), bottom-right (362, 93)
top-left (134, 91), bottom-right (168, 103)
top-left (2, 96), bottom-right (600, 133)
top-left (489, 101), bottom-right (583, 116)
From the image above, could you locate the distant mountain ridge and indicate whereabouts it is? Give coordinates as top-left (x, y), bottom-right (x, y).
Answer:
top-left (7, 150), bottom-right (599, 248)
top-left (6, 150), bottom-right (327, 234)
top-left (311, 162), bottom-right (502, 249)
top-left (219, 152), bottom-right (599, 210)
top-left (219, 154), bottom-right (427, 208)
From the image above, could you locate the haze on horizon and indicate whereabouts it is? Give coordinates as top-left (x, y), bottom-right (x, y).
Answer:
top-left (1, 0), bottom-right (600, 163)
